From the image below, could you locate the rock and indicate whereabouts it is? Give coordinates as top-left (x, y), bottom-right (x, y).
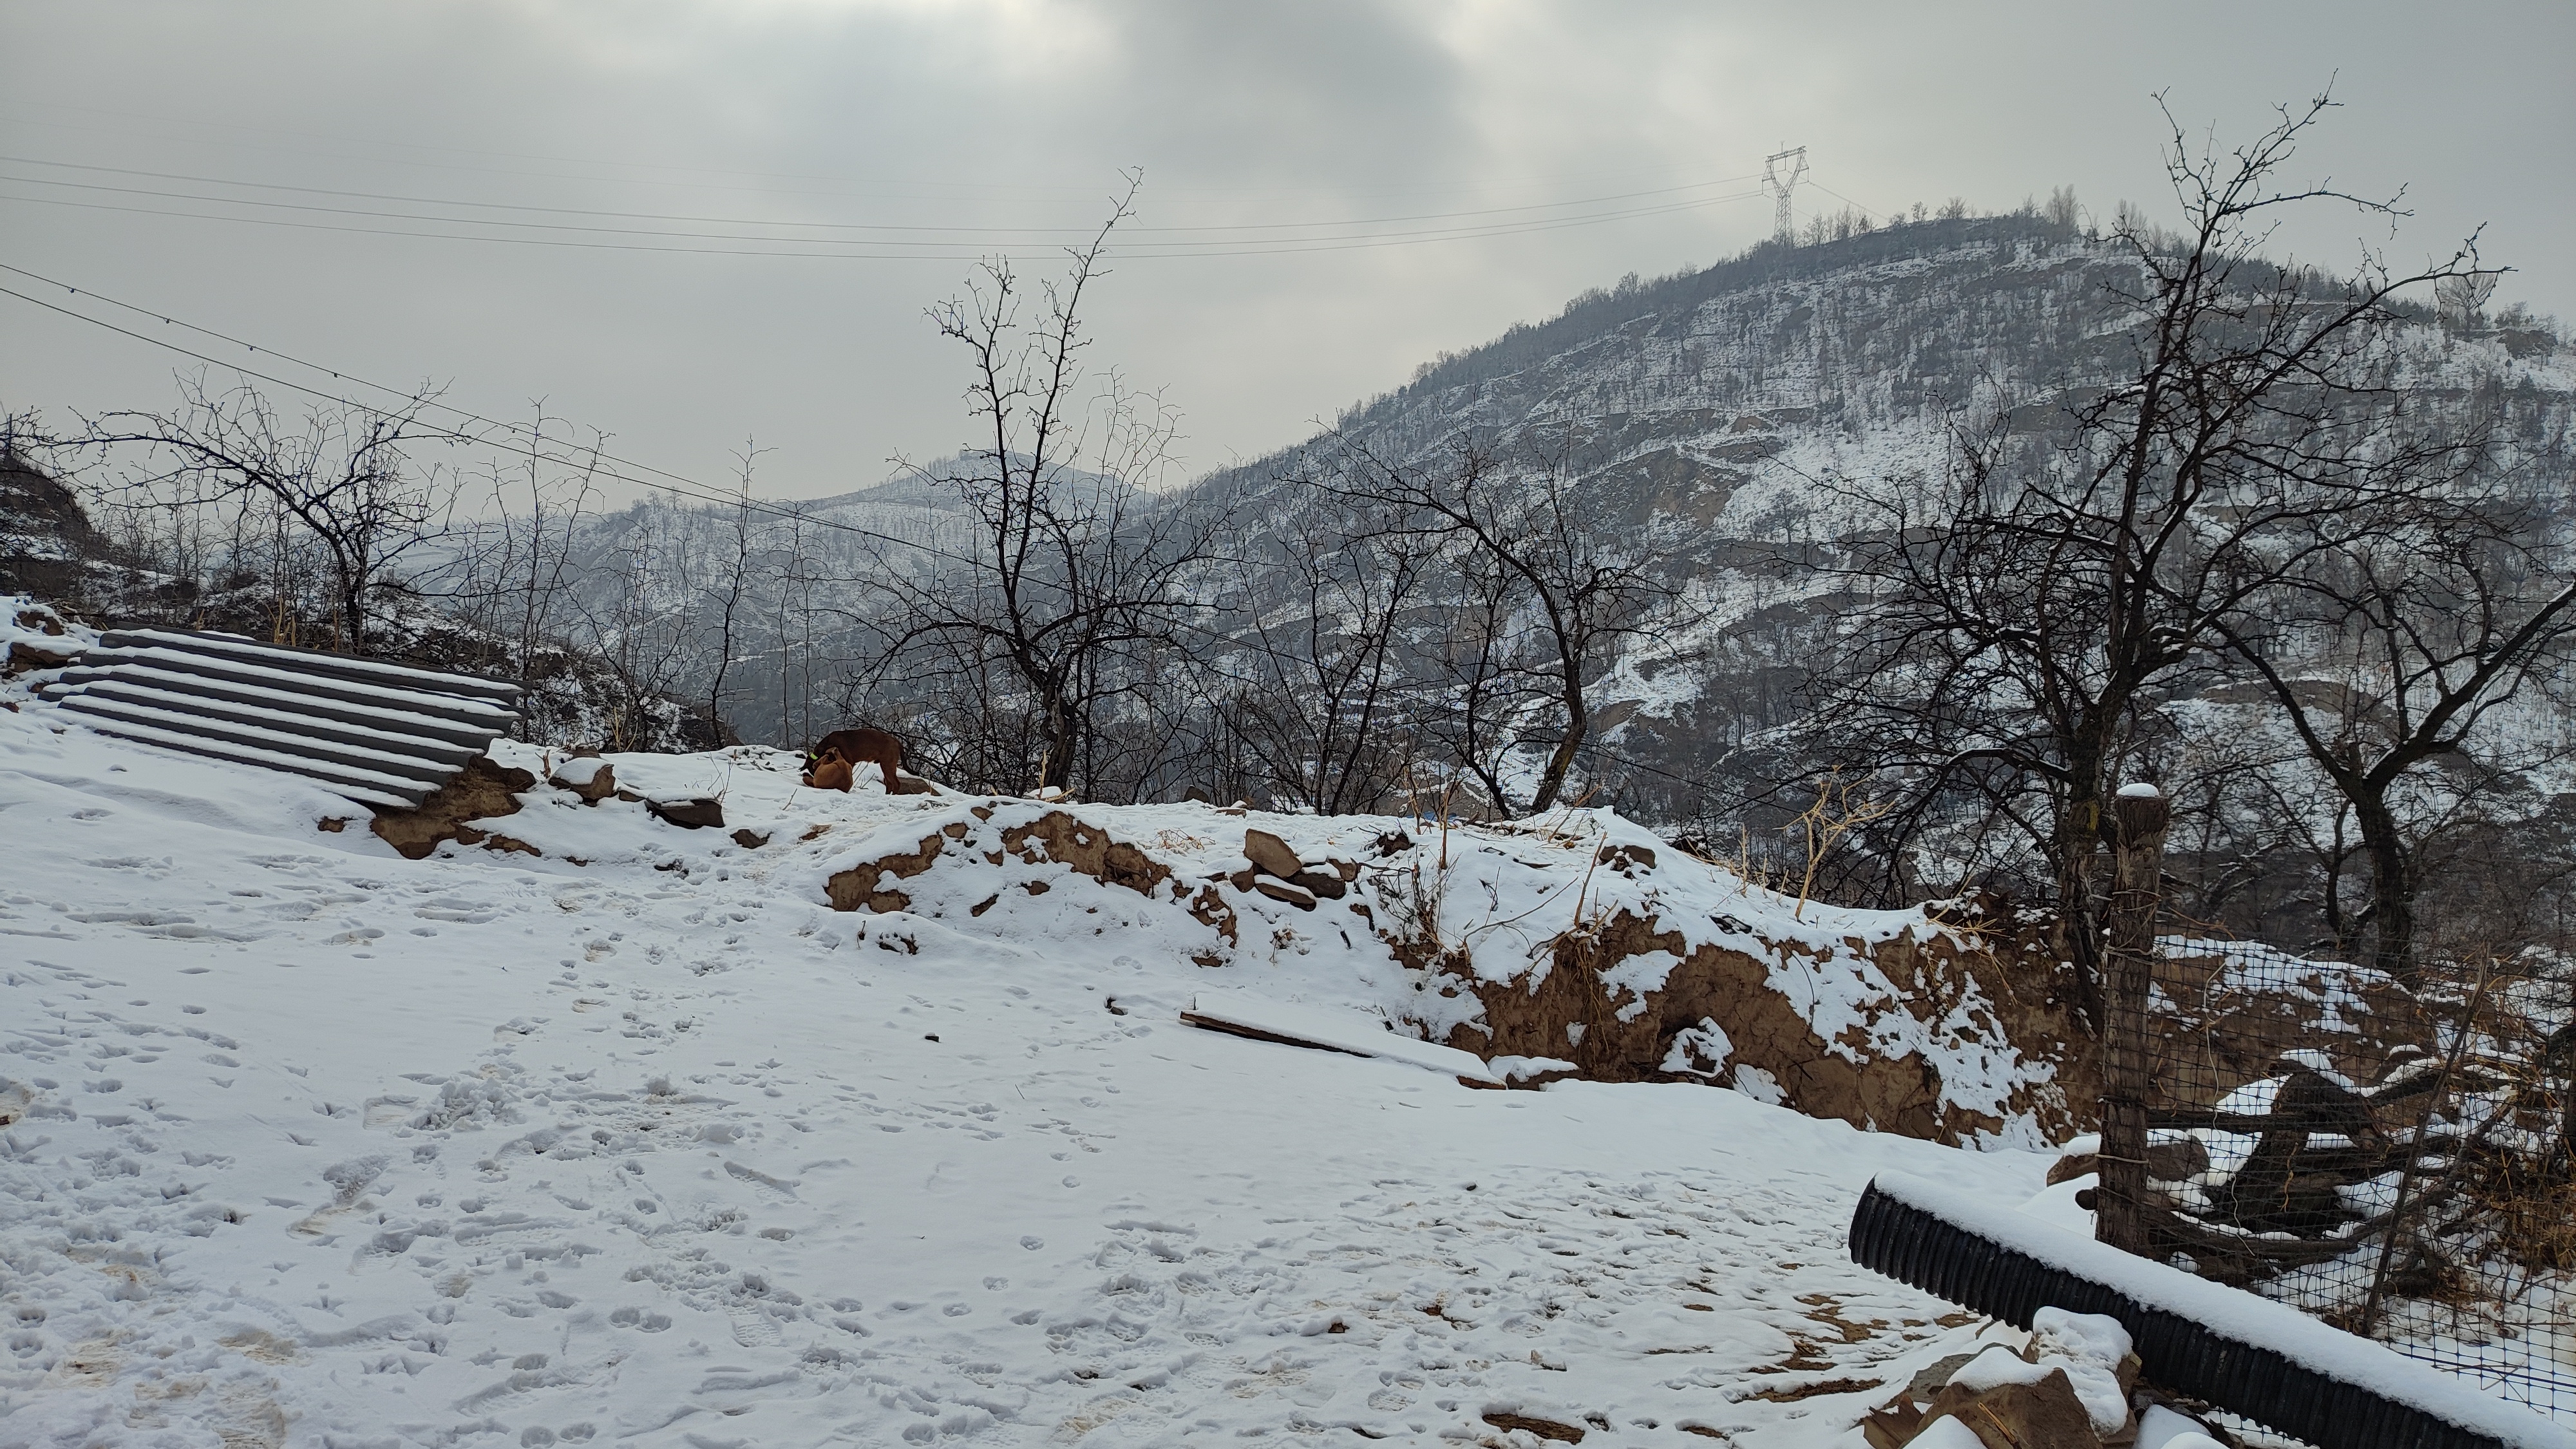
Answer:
top-left (1253, 876), bottom-right (1318, 911)
top-left (2135, 1403), bottom-right (2231, 1449)
top-left (549, 759), bottom-right (618, 804)
top-left (1917, 1368), bottom-right (2102, 1449)
top-left (1905, 1352), bottom-right (1980, 1403)
top-left (1289, 867), bottom-right (1347, 900)
top-left (1595, 842), bottom-right (1658, 875)
top-left (730, 828), bottom-right (770, 849)
top-left (1243, 828), bottom-right (1303, 879)
top-left (648, 797), bottom-right (724, 829)
top-left (2047, 1150), bottom-right (2100, 1186)
top-left (1862, 1400), bottom-right (1927, 1449)
top-left (6, 640), bottom-right (75, 676)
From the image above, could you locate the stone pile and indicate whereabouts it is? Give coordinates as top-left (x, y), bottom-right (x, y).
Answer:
top-left (1227, 828), bottom-right (1358, 911)
top-left (1864, 1308), bottom-right (2229, 1449)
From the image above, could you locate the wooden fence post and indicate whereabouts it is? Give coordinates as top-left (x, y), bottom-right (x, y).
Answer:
top-left (2098, 783), bottom-right (2170, 1255)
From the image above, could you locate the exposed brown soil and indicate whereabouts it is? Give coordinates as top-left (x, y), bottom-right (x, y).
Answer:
top-left (826, 832), bottom-right (947, 913)
top-left (370, 756), bottom-right (537, 860)
top-left (1746, 1377), bottom-right (1883, 1403)
top-left (1001, 811), bottom-right (1171, 895)
top-left (1482, 1412), bottom-right (1586, 1443)
top-left (825, 810), bottom-right (1174, 916)
top-left (1186, 886), bottom-right (1238, 954)
top-left (2145, 947), bottom-right (2425, 1109)
top-left (1431, 908), bottom-right (2085, 1145)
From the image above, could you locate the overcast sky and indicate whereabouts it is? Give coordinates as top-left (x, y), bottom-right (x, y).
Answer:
top-left (7, 1), bottom-right (2571, 506)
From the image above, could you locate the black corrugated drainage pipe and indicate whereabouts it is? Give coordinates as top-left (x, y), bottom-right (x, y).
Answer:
top-left (1848, 1173), bottom-right (2574, 1449)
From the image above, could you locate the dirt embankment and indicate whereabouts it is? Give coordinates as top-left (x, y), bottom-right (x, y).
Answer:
top-left (1428, 906), bottom-right (2088, 1145)
top-left (368, 756), bottom-right (542, 860)
top-left (2145, 945), bottom-right (2425, 1110)
top-left (817, 805), bottom-right (2090, 1146)
top-left (826, 807), bottom-right (1187, 911)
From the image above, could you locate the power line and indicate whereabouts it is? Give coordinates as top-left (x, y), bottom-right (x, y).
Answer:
top-left (6, 100), bottom-right (1764, 206)
top-left (0, 153), bottom-right (1764, 240)
top-left (1806, 179), bottom-right (1886, 223)
top-left (0, 264), bottom-right (987, 564)
top-left (0, 183), bottom-right (1768, 261)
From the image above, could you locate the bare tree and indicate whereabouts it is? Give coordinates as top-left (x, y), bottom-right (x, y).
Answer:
top-left (772, 500), bottom-right (819, 748)
top-left (699, 440), bottom-right (766, 742)
top-left (78, 374), bottom-right (455, 654)
top-left (2217, 483), bottom-right (2576, 982)
top-left (441, 406), bottom-right (603, 688)
top-left (2435, 270), bottom-right (2499, 330)
top-left (871, 177), bottom-right (1225, 798)
top-left (570, 504), bottom-right (698, 751)
top-left (1220, 495), bottom-right (1431, 813)
top-left (1320, 431), bottom-right (1669, 815)
top-left (1834, 91), bottom-right (2490, 1022)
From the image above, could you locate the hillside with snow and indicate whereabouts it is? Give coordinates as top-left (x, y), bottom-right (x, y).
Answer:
top-left (0, 643), bottom-right (2112, 1447)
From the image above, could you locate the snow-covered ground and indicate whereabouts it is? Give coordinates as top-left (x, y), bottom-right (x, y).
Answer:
top-left (1, 692), bottom-right (2070, 1447)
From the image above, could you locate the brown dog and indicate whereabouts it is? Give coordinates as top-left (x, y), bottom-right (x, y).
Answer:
top-left (803, 753), bottom-right (854, 792)
top-left (804, 727), bottom-right (904, 793)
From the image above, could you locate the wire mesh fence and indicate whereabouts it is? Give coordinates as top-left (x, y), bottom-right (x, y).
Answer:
top-left (2143, 937), bottom-right (2576, 1421)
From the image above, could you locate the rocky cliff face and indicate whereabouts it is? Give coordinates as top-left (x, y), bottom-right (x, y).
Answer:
top-left (0, 448), bottom-right (103, 601)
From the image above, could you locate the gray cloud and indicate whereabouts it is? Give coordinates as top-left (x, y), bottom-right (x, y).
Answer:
top-left (6, 1), bottom-right (2568, 502)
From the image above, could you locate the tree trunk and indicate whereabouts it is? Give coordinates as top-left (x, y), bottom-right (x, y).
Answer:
top-left (2096, 786), bottom-right (2171, 1256)
top-left (1530, 674), bottom-right (1587, 813)
top-left (2353, 791), bottom-right (2416, 986)
top-left (1036, 686), bottom-right (1075, 793)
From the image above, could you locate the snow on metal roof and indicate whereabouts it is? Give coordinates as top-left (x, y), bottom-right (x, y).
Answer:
top-left (41, 627), bottom-right (522, 810)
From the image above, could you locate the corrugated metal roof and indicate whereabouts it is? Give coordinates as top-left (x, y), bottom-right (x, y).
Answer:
top-left (42, 628), bottom-right (523, 810)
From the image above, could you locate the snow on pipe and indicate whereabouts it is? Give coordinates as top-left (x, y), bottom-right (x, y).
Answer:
top-left (40, 627), bottom-right (522, 809)
top-left (1847, 1172), bottom-right (2576, 1449)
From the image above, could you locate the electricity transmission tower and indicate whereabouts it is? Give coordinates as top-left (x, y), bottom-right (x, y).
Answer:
top-left (1763, 147), bottom-right (1808, 243)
